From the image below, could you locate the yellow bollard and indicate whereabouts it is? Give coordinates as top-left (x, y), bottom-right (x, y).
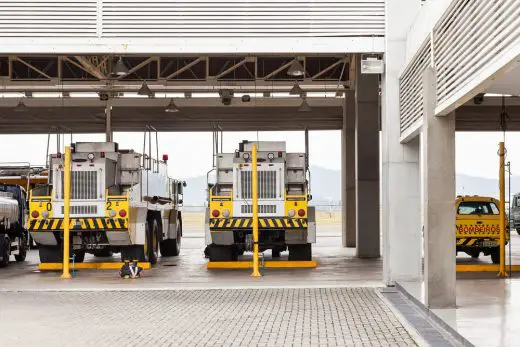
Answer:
top-left (61, 146), bottom-right (72, 280)
top-left (251, 144), bottom-right (261, 277)
top-left (498, 142), bottom-right (508, 277)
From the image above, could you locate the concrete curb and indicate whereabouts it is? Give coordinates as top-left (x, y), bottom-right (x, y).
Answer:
top-left (375, 289), bottom-right (430, 347)
top-left (395, 282), bottom-right (475, 347)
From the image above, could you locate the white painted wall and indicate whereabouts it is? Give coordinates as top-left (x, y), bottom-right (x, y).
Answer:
top-left (404, 0), bottom-right (452, 70)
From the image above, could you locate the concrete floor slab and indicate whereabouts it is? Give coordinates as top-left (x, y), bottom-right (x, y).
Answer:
top-left (0, 225), bottom-right (383, 291)
top-left (399, 278), bottom-right (520, 347)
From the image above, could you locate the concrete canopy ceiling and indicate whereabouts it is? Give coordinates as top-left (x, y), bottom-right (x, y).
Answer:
top-left (0, 101), bottom-right (343, 134)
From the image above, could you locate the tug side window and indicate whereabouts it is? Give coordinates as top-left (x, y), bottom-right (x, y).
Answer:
top-left (458, 201), bottom-right (499, 215)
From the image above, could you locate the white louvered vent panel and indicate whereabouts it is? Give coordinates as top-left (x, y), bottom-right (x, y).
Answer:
top-left (434, 0), bottom-right (520, 106)
top-left (399, 39), bottom-right (431, 135)
top-left (0, 0), bottom-right (98, 37)
top-left (101, 0), bottom-right (385, 37)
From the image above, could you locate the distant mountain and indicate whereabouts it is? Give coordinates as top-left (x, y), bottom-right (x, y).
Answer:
top-left (180, 169), bottom-right (518, 206)
top-left (457, 174), bottom-right (520, 199)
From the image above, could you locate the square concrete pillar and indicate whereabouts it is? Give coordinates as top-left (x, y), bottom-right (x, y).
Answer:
top-left (422, 67), bottom-right (456, 308)
top-left (355, 60), bottom-right (380, 258)
top-left (382, 0), bottom-right (422, 285)
top-left (342, 91), bottom-right (356, 248)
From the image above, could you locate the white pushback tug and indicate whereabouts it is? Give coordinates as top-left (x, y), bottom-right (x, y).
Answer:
top-left (28, 129), bottom-right (185, 266)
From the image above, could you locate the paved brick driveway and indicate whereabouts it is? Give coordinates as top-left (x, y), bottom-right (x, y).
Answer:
top-left (0, 287), bottom-right (415, 347)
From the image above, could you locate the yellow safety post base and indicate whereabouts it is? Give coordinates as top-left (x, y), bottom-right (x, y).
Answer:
top-left (208, 260), bottom-right (318, 269)
top-left (60, 272), bottom-right (72, 280)
top-left (457, 264), bottom-right (520, 273)
top-left (39, 262), bottom-right (152, 271)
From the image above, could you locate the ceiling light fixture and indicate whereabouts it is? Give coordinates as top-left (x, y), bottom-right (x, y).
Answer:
top-left (289, 83), bottom-right (303, 96)
top-left (287, 59), bottom-right (305, 77)
top-left (137, 81), bottom-right (153, 97)
top-left (298, 98), bottom-right (311, 112)
top-left (165, 98), bottom-right (179, 113)
top-left (114, 56), bottom-right (129, 76)
top-left (14, 99), bottom-right (28, 112)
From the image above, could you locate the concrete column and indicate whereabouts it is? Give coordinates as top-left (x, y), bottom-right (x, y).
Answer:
top-left (355, 61), bottom-right (380, 258)
top-left (382, 0), bottom-right (423, 284)
top-left (423, 67), bottom-right (456, 308)
top-left (341, 91), bottom-right (356, 247)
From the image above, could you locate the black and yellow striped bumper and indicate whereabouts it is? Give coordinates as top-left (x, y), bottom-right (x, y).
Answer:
top-left (456, 238), bottom-right (502, 247)
top-left (28, 218), bottom-right (128, 231)
top-left (210, 218), bottom-right (307, 230)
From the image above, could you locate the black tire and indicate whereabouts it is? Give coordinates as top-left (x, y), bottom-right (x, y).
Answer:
top-left (468, 250), bottom-right (480, 259)
top-left (209, 245), bottom-right (238, 262)
top-left (160, 222), bottom-right (181, 257)
top-left (15, 235), bottom-right (27, 262)
top-left (288, 244), bottom-right (312, 261)
top-left (272, 249), bottom-right (281, 258)
top-left (93, 248), bottom-right (113, 257)
top-left (121, 245), bottom-right (145, 262)
top-left (491, 248), bottom-right (500, 264)
top-left (517, 228), bottom-right (520, 236)
top-left (73, 250), bottom-right (85, 263)
top-left (146, 219), bottom-right (159, 265)
top-left (39, 245), bottom-right (63, 263)
top-left (0, 236), bottom-right (9, 268)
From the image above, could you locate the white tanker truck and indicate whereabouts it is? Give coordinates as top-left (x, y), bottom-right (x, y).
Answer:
top-left (0, 184), bottom-right (28, 267)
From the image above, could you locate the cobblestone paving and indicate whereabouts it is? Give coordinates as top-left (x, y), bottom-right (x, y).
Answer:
top-left (0, 288), bottom-right (416, 347)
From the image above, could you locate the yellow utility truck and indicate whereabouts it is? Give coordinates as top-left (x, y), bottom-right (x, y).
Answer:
top-left (205, 140), bottom-right (315, 262)
top-left (456, 195), bottom-right (509, 264)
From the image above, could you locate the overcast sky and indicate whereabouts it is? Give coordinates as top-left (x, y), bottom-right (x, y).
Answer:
top-left (0, 131), bottom-right (516, 179)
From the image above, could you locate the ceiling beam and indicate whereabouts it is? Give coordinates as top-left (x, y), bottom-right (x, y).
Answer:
top-left (74, 56), bottom-right (106, 80)
top-left (12, 57), bottom-right (52, 79)
top-left (213, 57), bottom-right (253, 79)
top-left (63, 57), bottom-right (101, 80)
top-left (263, 59), bottom-right (297, 80)
top-left (116, 57), bottom-right (157, 80)
top-left (164, 57), bottom-right (205, 80)
top-left (311, 57), bottom-right (348, 80)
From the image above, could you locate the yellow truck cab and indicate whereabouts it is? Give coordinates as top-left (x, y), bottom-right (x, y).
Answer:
top-left (456, 195), bottom-right (509, 264)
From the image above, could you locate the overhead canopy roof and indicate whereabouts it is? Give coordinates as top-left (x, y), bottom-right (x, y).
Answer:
top-left (0, 101), bottom-right (343, 134)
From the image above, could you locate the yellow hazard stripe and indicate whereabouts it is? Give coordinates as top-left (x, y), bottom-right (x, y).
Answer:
top-left (28, 218), bottom-right (128, 231)
top-left (209, 218), bottom-right (308, 229)
top-left (466, 239), bottom-right (477, 246)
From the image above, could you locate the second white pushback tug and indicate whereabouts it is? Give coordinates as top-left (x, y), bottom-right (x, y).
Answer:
top-left (205, 140), bottom-right (316, 262)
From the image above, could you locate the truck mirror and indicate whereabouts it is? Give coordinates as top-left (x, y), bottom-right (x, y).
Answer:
top-left (183, 181), bottom-right (187, 187)
top-left (178, 199), bottom-right (183, 205)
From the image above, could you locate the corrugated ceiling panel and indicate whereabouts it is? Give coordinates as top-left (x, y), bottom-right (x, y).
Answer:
top-left (101, 0), bottom-right (385, 37)
top-left (0, 0), bottom-right (98, 37)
